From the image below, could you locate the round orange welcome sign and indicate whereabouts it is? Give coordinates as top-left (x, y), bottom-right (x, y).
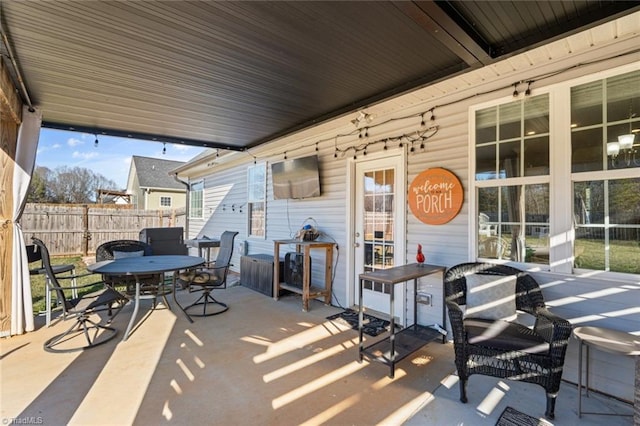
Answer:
top-left (409, 167), bottom-right (464, 225)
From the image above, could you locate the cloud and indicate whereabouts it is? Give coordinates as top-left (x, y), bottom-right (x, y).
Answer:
top-left (68, 138), bottom-right (84, 147)
top-left (36, 143), bottom-right (62, 155)
top-left (72, 151), bottom-right (99, 160)
top-left (172, 144), bottom-right (192, 152)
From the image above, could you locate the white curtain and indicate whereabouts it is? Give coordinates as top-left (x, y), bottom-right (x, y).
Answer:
top-left (10, 106), bottom-right (41, 335)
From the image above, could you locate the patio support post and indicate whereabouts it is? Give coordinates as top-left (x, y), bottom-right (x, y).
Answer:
top-left (0, 56), bottom-right (24, 335)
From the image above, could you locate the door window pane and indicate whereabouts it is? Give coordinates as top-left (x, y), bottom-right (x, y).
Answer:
top-left (363, 168), bottom-right (395, 292)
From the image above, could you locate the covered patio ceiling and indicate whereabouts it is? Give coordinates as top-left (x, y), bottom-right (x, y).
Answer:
top-left (2, 1), bottom-right (638, 151)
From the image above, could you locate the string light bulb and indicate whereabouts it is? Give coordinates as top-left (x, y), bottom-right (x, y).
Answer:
top-left (162, 143), bottom-right (166, 155)
top-left (512, 83), bottom-right (519, 97)
top-left (94, 134), bottom-right (99, 148)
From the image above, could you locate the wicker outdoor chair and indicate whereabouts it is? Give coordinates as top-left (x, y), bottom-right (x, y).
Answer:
top-left (444, 262), bottom-right (572, 419)
top-left (95, 240), bottom-right (170, 307)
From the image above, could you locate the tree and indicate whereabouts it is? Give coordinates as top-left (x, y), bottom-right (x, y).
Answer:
top-left (26, 166), bottom-right (51, 203)
top-left (27, 166), bottom-right (119, 203)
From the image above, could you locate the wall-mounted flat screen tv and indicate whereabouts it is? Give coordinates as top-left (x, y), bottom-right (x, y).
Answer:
top-left (271, 155), bottom-right (321, 200)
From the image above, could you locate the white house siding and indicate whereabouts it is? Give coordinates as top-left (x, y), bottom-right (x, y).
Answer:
top-left (183, 13), bottom-right (640, 403)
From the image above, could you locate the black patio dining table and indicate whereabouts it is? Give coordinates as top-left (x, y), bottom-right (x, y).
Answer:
top-left (87, 255), bottom-right (205, 341)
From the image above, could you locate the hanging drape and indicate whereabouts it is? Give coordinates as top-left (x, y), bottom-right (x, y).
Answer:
top-left (10, 106), bottom-right (41, 335)
top-left (503, 157), bottom-right (525, 262)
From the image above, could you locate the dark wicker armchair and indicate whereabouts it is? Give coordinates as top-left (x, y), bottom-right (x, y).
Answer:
top-left (95, 240), bottom-right (168, 304)
top-left (444, 262), bottom-right (572, 419)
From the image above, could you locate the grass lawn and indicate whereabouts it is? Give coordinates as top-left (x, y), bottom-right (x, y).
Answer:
top-left (30, 256), bottom-right (105, 314)
top-left (575, 239), bottom-right (640, 274)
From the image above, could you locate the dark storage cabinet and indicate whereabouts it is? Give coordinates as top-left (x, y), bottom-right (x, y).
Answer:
top-left (241, 254), bottom-right (278, 297)
top-left (139, 227), bottom-right (188, 255)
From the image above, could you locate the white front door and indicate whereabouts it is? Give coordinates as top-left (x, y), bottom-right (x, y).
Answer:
top-left (353, 154), bottom-right (405, 323)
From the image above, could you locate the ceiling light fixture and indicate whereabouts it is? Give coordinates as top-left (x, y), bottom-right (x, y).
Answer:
top-left (607, 106), bottom-right (637, 168)
top-left (618, 111), bottom-right (636, 149)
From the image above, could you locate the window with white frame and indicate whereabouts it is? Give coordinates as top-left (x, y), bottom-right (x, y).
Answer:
top-left (473, 66), bottom-right (640, 275)
top-left (189, 180), bottom-right (204, 219)
top-left (475, 94), bottom-right (550, 264)
top-left (570, 69), bottom-right (639, 274)
top-left (160, 196), bottom-right (172, 207)
top-left (247, 163), bottom-right (266, 237)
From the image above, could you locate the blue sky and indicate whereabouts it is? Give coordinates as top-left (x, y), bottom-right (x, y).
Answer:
top-left (36, 128), bottom-right (205, 189)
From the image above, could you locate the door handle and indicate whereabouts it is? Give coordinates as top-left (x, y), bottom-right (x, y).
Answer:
top-left (354, 242), bottom-right (360, 248)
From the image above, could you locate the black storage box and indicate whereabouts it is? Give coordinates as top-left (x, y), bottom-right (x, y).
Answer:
top-left (139, 227), bottom-right (188, 255)
top-left (241, 254), bottom-right (285, 297)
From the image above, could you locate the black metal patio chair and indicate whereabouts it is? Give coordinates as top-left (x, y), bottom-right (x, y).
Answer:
top-left (26, 243), bottom-right (77, 327)
top-left (176, 230), bottom-right (238, 317)
top-left (32, 237), bottom-right (126, 352)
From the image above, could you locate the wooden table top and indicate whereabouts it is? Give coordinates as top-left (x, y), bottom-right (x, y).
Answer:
top-left (359, 263), bottom-right (445, 285)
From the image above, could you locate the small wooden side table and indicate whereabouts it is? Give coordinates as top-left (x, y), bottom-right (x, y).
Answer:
top-left (273, 239), bottom-right (336, 311)
top-left (573, 326), bottom-right (640, 418)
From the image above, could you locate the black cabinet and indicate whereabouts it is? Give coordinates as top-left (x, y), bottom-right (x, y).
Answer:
top-left (241, 254), bottom-right (279, 297)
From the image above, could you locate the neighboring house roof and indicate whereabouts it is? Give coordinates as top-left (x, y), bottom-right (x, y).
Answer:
top-left (131, 156), bottom-right (185, 190)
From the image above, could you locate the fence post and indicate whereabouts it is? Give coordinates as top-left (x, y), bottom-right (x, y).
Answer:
top-left (82, 204), bottom-right (89, 256)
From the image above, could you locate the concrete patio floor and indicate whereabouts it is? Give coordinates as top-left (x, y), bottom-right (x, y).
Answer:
top-left (1, 283), bottom-right (634, 425)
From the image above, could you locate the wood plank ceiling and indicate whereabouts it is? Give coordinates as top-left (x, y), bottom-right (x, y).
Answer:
top-left (1, 1), bottom-right (638, 151)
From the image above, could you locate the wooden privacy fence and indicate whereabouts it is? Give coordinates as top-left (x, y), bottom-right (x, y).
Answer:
top-left (20, 203), bottom-right (186, 256)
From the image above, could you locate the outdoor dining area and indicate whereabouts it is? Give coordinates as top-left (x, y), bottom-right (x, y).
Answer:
top-left (24, 229), bottom-right (240, 352)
